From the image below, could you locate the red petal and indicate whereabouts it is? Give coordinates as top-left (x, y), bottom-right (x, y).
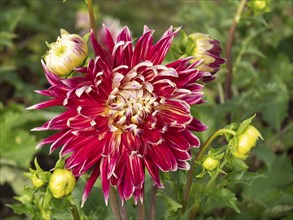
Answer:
top-left (144, 159), bottom-right (164, 188)
top-left (82, 164), bottom-right (100, 207)
top-left (100, 158), bottom-right (110, 205)
top-left (187, 118), bottom-right (208, 132)
top-left (128, 156), bottom-right (144, 188)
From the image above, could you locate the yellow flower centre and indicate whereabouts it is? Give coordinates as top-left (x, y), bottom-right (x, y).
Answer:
top-left (107, 87), bottom-right (158, 134)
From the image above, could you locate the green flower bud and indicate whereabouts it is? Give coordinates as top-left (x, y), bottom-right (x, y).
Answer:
top-left (247, 0), bottom-right (271, 15)
top-left (49, 168), bottom-right (76, 199)
top-left (202, 156), bottom-right (220, 171)
top-left (44, 29), bottom-right (88, 76)
top-left (233, 125), bottom-right (262, 159)
top-left (32, 173), bottom-right (45, 188)
top-left (253, 0), bottom-right (267, 10)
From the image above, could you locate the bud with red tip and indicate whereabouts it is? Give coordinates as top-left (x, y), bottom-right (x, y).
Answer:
top-left (44, 29), bottom-right (88, 76)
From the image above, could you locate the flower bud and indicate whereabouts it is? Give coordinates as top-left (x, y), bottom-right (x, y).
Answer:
top-left (202, 156), bottom-right (220, 171)
top-left (253, 0), bottom-right (267, 10)
top-left (186, 33), bottom-right (225, 82)
top-left (247, 0), bottom-right (271, 15)
top-left (49, 168), bottom-right (76, 199)
top-left (44, 29), bottom-right (88, 76)
top-left (31, 173), bottom-right (45, 188)
top-left (233, 125), bottom-right (262, 159)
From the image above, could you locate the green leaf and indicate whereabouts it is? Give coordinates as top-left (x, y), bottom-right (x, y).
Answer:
top-left (0, 159), bottom-right (31, 194)
top-left (261, 80), bottom-right (289, 130)
top-left (213, 188), bottom-right (241, 213)
top-left (157, 191), bottom-right (183, 213)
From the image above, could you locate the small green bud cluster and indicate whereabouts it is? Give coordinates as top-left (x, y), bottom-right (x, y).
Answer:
top-left (247, 0), bottom-right (271, 15)
top-left (197, 115), bottom-right (263, 179)
top-left (25, 157), bottom-right (76, 199)
top-left (25, 158), bottom-right (51, 188)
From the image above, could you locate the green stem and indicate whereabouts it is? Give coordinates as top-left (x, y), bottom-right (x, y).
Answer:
top-left (189, 201), bottom-right (200, 220)
top-left (87, 0), bottom-right (97, 37)
top-left (109, 186), bottom-right (121, 220)
top-left (69, 201), bottom-right (80, 220)
top-left (225, 0), bottom-right (247, 101)
top-left (182, 128), bottom-right (236, 212)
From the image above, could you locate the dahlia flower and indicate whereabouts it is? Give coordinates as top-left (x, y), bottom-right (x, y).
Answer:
top-left (29, 26), bottom-right (211, 205)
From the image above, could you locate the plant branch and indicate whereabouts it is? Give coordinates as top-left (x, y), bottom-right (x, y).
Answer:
top-left (87, 0), bottom-right (97, 37)
top-left (224, 0), bottom-right (247, 100)
top-left (182, 128), bottom-right (236, 212)
top-left (109, 186), bottom-right (121, 220)
top-left (149, 185), bottom-right (157, 220)
top-left (119, 198), bottom-right (128, 220)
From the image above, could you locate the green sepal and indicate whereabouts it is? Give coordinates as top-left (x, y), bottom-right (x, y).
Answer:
top-left (24, 172), bottom-right (32, 179)
top-left (178, 30), bottom-right (188, 51)
top-left (185, 37), bottom-right (196, 56)
top-left (83, 32), bottom-right (91, 43)
top-left (196, 169), bottom-right (206, 178)
top-left (34, 157), bottom-right (43, 171)
top-left (54, 157), bottom-right (65, 169)
top-left (45, 41), bottom-right (51, 49)
top-left (37, 171), bottom-right (52, 183)
top-left (43, 188), bottom-right (53, 209)
top-left (236, 114), bottom-right (256, 136)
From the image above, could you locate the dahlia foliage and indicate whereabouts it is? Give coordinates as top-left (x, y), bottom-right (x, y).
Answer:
top-left (29, 25), bottom-right (223, 205)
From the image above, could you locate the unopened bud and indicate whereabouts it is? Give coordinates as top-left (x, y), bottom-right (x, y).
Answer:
top-left (44, 29), bottom-right (88, 76)
top-left (202, 156), bottom-right (220, 171)
top-left (187, 33), bottom-right (225, 82)
top-left (49, 168), bottom-right (76, 199)
top-left (233, 125), bottom-right (262, 159)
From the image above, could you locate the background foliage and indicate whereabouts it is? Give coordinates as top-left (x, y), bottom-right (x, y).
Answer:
top-left (0, 0), bottom-right (292, 219)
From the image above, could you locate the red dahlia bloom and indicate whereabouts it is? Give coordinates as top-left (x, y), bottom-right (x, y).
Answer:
top-left (29, 26), bottom-right (209, 206)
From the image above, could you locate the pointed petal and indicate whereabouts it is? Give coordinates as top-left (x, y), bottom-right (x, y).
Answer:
top-left (100, 158), bottom-right (110, 205)
top-left (82, 164), bottom-right (100, 207)
top-left (187, 118), bottom-right (208, 132)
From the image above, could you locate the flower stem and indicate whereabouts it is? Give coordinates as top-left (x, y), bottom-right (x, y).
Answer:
top-left (69, 201), bottom-right (80, 220)
top-left (189, 201), bottom-right (200, 220)
top-left (149, 185), bottom-right (157, 220)
top-left (86, 0), bottom-right (97, 37)
top-left (119, 198), bottom-right (128, 220)
top-left (182, 128), bottom-right (236, 212)
top-left (225, 0), bottom-right (247, 100)
top-left (109, 186), bottom-right (121, 220)
top-left (137, 200), bottom-right (145, 220)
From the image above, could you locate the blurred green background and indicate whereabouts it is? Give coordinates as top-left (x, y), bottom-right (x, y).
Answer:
top-left (0, 0), bottom-right (292, 219)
